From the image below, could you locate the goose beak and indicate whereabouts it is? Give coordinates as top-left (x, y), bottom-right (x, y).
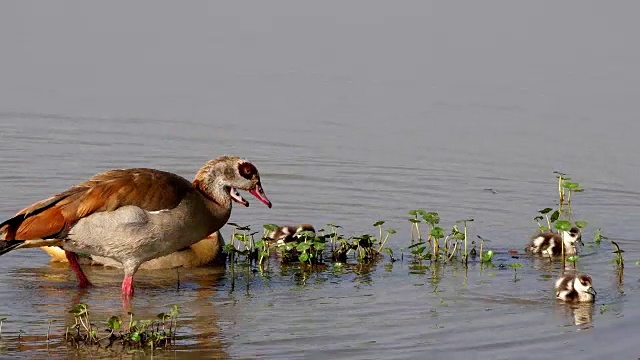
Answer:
top-left (587, 287), bottom-right (597, 296)
top-left (229, 187), bottom-right (249, 207)
top-left (249, 182), bottom-right (272, 208)
top-left (577, 236), bottom-right (584, 246)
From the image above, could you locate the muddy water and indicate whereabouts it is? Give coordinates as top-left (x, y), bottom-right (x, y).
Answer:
top-left (1, 1), bottom-right (640, 359)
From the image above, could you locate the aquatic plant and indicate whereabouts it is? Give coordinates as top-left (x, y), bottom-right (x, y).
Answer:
top-left (476, 235), bottom-right (493, 264)
top-left (534, 208), bottom-right (559, 232)
top-left (65, 303), bottom-right (180, 350)
top-left (553, 171), bottom-right (569, 207)
top-left (566, 255), bottom-right (579, 267)
top-left (593, 228), bottom-right (607, 246)
top-left (421, 212), bottom-right (441, 258)
top-left (610, 240), bottom-right (624, 268)
top-left (456, 218), bottom-right (474, 265)
top-left (326, 223), bottom-right (342, 252)
top-left (384, 248), bottom-right (397, 262)
top-left (508, 263), bottom-right (523, 281)
top-left (408, 209), bottom-right (426, 242)
top-left (256, 224), bottom-right (279, 266)
top-left (562, 180), bottom-right (583, 208)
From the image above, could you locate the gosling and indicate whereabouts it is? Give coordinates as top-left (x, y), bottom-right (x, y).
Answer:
top-left (555, 273), bottom-right (596, 303)
top-left (526, 226), bottom-right (582, 256)
top-left (267, 224), bottom-right (316, 244)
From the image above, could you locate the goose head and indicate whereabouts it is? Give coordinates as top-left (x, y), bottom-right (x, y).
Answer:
top-left (194, 156), bottom-right (272, 208)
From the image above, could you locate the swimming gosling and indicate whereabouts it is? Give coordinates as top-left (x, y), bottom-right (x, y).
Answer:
top-left (526, 226), bottom-right (582, 256)
top-left (555, 273), bottom-right (596, 303)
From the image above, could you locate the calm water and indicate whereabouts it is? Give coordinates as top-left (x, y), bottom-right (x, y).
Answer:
top-left (1, 1), bottom-right (640, 359)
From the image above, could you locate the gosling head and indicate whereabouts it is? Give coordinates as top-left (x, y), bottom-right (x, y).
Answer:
top-left (573, 274), bottom-right (596, 302)
top-left (563, 226), bottom-right (583, 246)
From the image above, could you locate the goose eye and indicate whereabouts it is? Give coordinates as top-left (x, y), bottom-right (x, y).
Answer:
top-left (238, 162), bottom-right (258, 180)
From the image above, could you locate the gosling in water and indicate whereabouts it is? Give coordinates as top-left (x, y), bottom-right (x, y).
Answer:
top-left (525, 226), bottom-right (582, 256)
top-left (555, 273), bottom-right (596, 303)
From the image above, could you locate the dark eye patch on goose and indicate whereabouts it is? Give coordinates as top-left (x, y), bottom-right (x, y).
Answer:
top-left (238, 162), bottom-right (258, 180)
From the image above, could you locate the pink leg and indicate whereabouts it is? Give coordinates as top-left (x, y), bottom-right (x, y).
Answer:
top-left (65, 251), bottom-right (92, 288)
top-left (121, 275), bottom-right (134, 298)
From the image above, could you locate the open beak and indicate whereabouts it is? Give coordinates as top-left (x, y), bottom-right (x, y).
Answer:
top-left (229, 187), bottom-right (249, 207)
top-left (249, 182), bottom-right (272, 208)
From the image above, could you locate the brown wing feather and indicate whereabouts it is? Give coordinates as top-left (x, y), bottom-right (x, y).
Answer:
top-left (1, 168), bottom-right (194, 241)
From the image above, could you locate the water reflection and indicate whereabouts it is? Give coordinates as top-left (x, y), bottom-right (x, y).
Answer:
top-left (559, 303), bottom-right (595, 328)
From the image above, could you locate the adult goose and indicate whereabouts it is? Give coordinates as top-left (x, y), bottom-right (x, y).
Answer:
top-left (0, 155), bottom-right (271, 298)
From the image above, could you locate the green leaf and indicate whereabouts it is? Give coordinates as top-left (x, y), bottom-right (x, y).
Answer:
top-left (508, 263), bottom-right (523, 269)
top-left (254, 240), bottom-right (265, 248)
top-left (373, 221), bottom-right (385, 227)
top-left (575, 220), bottom-right (587, 228)
top-left (554, 220), bottom-right (572, 232)
top-left (538, 208), bottom-right (553, 214)
top-left (107, 316), bottom-right (121, 330)
top-left (408, 218), bottom-right (421, 224)
top-left (566, 255), bottom-right (579, 263)
top-left (594, 228), bottom-right (602, 244)
top-left (483, 250), bottom-right (494, 262)
top-left (408, 241), bottom-right (426, 249)
top-left (298, 253), bottom-right (309, 262)
top-left (130, 332), bottom-right (141, 342)
top-left (563, 181), bottom-right (580, 190)
top-left (431, 226), bottom-right (445, 239)
top-left (386, 229), bottom-right (397, 234)
top-left (296, 243), bottom-right (310, 252)
top-left (297, 230), bottom-right (316, 239)
top-left (411, 246), bottom-right (426, 255)
top-left (314, 242), bottom-right (326, 251)
top-left (550, 210), bottom-right (560, 222)
top-left (69, 303), bottom-right (88, 316)
top-left (422, 212), bottom-right (440, 225)
top-left (636, 260), bottom-right (640, 265)
top-left (263, 223), bottom-right (279, 231)
top-left (384, 248), bottom-right (394, 255)
top-left (533, 216), bottom-right (544, 221)
top-left (408, 210), bottom-right (419, 216)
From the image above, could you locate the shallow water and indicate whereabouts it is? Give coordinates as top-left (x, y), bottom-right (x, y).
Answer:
top-left (1, 1), bottom-right (640, 359)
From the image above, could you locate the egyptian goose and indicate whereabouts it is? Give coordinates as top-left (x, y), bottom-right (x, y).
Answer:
top-left (40, 230), bottom-right (225, 269)
top-left (525, 226), bottom-right (582, 256)
top-left (555, 273), bottom-right (596, 303)
top-left (0, 155), bottom-right (271, 298)
top-left (267, 224), bottom-right (316, 244)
